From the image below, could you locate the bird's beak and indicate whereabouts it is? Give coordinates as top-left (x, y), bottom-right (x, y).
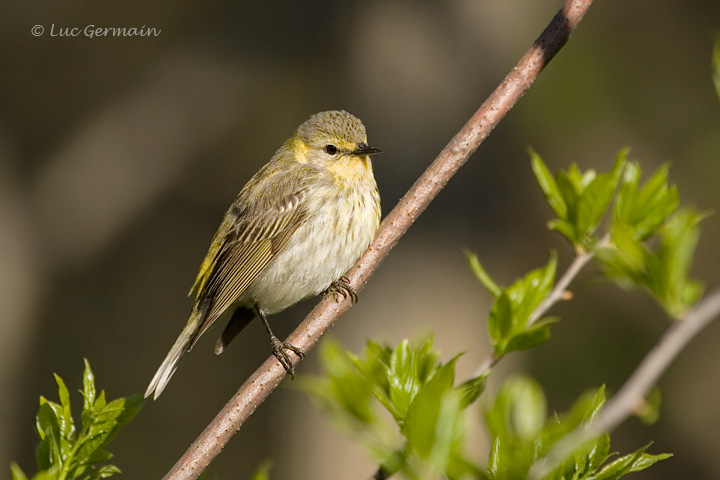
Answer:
top-left (353, 143), bottom-right (382, 156)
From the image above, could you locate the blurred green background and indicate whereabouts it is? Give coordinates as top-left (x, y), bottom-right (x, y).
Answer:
top-left (2, 1), bottom-right (720, 479)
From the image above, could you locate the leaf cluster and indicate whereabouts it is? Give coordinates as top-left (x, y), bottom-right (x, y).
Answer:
top-left (485, 376), bottom-right (670, 480)
top-left (303, 338), bottom-right (670, 480)
top-left (10, 360), bottom-right (143, 480)
top-left (532, 149), bottom-right (705, 317)
top-left (531, 150), bottom-right (624, 251)
top-left (301, 337), bottom-right (486, 480)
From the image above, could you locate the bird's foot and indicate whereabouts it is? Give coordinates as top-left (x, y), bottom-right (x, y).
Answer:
top-left (325, 276), bottom-right (358, 304)
top-left (270, 335), bottom-right (305, 378)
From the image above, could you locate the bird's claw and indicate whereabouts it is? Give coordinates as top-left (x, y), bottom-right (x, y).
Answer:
top-left (325, 276), bottom-right (359, 304)
top-left (270, 335), bottom-right (304, 378)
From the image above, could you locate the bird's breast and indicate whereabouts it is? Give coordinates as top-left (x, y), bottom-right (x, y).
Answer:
top-left (244, 178), bottom-right (380, 314)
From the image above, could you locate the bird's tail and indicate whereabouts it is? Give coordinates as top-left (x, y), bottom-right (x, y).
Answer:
top-left (145, 318), bottom-right (200, 400)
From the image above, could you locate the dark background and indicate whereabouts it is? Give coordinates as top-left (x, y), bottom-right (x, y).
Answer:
top-left (2, 1), bottom-right (720, 479)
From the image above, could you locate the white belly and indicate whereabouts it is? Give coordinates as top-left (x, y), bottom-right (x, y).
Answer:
top-left (242, 187), bottom-right (380, 314)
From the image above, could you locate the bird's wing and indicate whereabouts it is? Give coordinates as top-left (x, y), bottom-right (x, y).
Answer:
top-left (187, 179), bottom-right (312, 347)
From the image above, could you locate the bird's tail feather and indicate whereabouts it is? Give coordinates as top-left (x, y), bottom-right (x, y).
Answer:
top-left (145, 320), bottom-right (199, 400)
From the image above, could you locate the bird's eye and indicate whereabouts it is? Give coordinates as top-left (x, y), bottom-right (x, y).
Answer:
top-left (324, 144), bottom-right (338, 155)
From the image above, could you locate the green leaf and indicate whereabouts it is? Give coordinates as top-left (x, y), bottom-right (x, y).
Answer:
top-left (249, 460), bottom-right (273, 480)
top-left (609, 221), bottom-right (647, 272)
top-left (654, 209), bottom-right (707, 316)
top-left (587, 433), bottom-right (612, 472)
top-left (305, 340), bottom-right (375, 424)
top-left (539, 386), bottom-right (606, 451)
top-left (377, 450), bottom-right (405, 480)
top-left (404, 384), bottom-right (462, 462)
top-left (592, 443), bottom-right (671, 480)
top-left (35, 400), bottom-right (62, 468)
top-left (485, 376), bottom-right (546, 443)
top-left (82, 358), bottom-right (96, 411)
top-left (388, 340), bottom-right (417, 419)
top-left (597, 227), bottom-right (652, 294)
top-left (503, 319), bottom-right (554, 354)
top-left (455, 373), bottom-right (488, 409)
top-left (404, 357), bottom-right (459, 457)
top-left (623, 452), bottom-right (673, 473)
top-left (112, 395), bottom-right (144, 427)
top-left (573, 163), bottom-right (597, 191)
top-left (484, 377), bottom-right (547, 480)
top-left (575, 153), bottom-right (625, 245)
top-left (535, 152), bottom-right (630, 249)
top-left (85, 448), bottom-right (113, 464)
top-left (634, 166), bottom-right (678, 238)
top-left (506, 252), bottom-right (557, 329)
top-left (613, 161), bottom-right (679, 241)
top-left (10, 463), bottom-right (29, 480)
top-left (348, 339), bottom-right (393, 411)
top-left (556, 170), bottom-right (580, 229)
top-left (485, 253), bottom-right (557, 356)
top-left (428, 392), bottom-right (465, 473)
top-left (575, 385), bottom-right (607, 425)
top-left (508, 377), bottom-right (546, 442)
top-left (401, 356), bottom-right (464, 474)
top-left (53, 374), bottom-right (77, 446)
top-left (547, 219), bottom-right (576, 243)
top-left (486, 436), bottom-right (503, 480)
top-left (35, 470), bottom-right (62, 480)
top-left (448, 455), bottom-right (489, 480)
top-left (530, 149), bottom-right (567, 219)
top-left (465, 249), bottom-right (501, 297)
top-left (488, 292), bottom-right (513, 353)
top-left (55, 373), bottom-right (71, 412)
top-left (84, 464), bottom-right (121, 480)
top-left (636, 387), bottom-right (662, 425)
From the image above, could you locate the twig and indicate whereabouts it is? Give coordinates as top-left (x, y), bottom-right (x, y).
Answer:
top-left (162, 1), bottom-right (595, 478)
top-left (527, 247), bottom-right (596, 328)
top-left (528, 286), bottom-right (720, 480)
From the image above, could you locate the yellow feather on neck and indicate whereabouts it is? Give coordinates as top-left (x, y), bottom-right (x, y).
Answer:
top-left (326, 155), bottom-right (374, 187)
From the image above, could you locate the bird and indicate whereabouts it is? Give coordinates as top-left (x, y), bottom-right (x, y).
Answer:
top-left (145, 110), bottom-right (381, 399)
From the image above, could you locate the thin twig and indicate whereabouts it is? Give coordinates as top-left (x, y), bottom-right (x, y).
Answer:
top-left (527, 248), bottom-right (595, 327)
top-left (528, 286), bottom-right (720, 479)
top-left (162, 1), bottom-right (595, 478)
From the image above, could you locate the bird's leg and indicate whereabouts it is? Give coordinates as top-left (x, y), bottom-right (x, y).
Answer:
top-left (254, 305), bottom-right (304, 377)
top-left (324, 275), bottom-right (358, 304)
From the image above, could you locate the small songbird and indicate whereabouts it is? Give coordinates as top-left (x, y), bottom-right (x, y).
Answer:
top-left (145, 110), bottom-right (381, 399)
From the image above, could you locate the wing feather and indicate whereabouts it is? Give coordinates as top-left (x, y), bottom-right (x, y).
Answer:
top-left (187, 187), bottom-right (310, 346)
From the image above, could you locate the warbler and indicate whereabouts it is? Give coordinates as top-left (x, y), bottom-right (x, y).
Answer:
top-left (145, 110), bottom-right (381, 399)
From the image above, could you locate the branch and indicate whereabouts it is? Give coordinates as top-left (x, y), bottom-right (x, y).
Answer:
top-left (527, 247), bottom-right (596, 328)
top-left (163, 1), bottom-right (595, 478)
top-left (528, 286), bottom-right (720, 479)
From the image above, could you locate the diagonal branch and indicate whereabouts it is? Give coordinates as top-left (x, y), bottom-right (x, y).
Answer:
top-left (528, 286), bottom-right (720, 479)
top-left (162, 1), bottom-right (596, 478)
